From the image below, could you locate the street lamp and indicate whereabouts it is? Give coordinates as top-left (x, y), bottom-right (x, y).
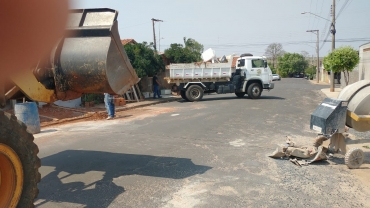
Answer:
top-left (301, 12), bottom-right (331, 22)
top-left (151, 18), bottom-right (163, 51)
top-left (302, 1), bottom-right (336, 92)
top-left (306, 30), bottom-right (319, 83)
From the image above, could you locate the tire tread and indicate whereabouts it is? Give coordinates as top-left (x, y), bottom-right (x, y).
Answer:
top-left (0, 111), bottom-right (40, 208)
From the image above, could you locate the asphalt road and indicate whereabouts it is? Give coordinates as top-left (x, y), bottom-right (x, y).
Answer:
top-left (34, 78), bottom-right (370, 208)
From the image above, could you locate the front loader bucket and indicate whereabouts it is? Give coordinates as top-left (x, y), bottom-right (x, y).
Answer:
top-left (53, 8), bottom-right (139, 97)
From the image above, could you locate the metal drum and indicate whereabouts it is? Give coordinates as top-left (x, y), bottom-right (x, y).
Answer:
top-left (14, 102), bottom-right (40, 134)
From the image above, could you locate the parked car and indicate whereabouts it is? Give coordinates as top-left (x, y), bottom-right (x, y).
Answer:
top-left (272, 74), bottom-right (281, 81)
top-left (293, 74), bottom-right (304, 78)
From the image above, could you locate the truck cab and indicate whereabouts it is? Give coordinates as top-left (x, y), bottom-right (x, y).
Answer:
top-left (236, 54), bottom-right (274, 91)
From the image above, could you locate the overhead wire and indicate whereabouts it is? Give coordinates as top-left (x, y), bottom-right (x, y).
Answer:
top-left (161, 38), bottom-right (370, 49)
top-left (319, 0), bottom-right (352, 51)
top-left (160, 0), bottom-right (364, 56)
top-left (119, 21), bottom-right (151, 29)
top-left (313, 0), bottom-right (320, 29)
top-left (336, 0), bottom-right (351, 19)
top-left (308, 0), bottom-right (313, 30)
top-left (315, 0), bottom-right (325, 30)
top-left (320, 11), bottom-right (331, 40)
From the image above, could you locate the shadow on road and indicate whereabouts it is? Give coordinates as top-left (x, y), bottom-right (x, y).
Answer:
top-left (258, 96), bottom-right (285, 100)
top-left (39, 129), bottom-right (58, 134)
top-left (177, 95), bottom-right (285, 103)
top-left (37, 150), bottom-right (211, 207)
top-left (346, 138), bottom-right (370, 145)
top-left (311, 151), bottom-right (370, 168)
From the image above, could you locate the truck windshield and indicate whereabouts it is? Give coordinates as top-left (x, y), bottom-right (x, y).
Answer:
top-left (251, 59), bottom-right (264, 68)
top-left (237, 59), bottom-right (245, 67)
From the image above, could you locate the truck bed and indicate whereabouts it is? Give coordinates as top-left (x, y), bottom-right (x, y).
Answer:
top-left (168, 62), bottom-right (234, 84)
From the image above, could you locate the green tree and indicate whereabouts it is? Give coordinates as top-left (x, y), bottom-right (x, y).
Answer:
top-left (164, 43), bottom-right (188, 63)
top-left (183, 37), bottom-right (204, 60)
top-left (164, 37), bottom-right (203, 63)
top-left (305, 65), bottom-right (316, 80)
top-left (277, 53), bottom-right (308, 77)
top-left (268, 61), bottom-right (277, 74)
top-left (124, 42), bottom-right (164, 78)
top-left (323, 46), bottom-right (359, 86)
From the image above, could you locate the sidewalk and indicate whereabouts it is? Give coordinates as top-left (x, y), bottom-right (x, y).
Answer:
top-left (320, 88), bottom-right (342, 99)
top-left (38, 94), bottom-right (182, 127)
top-left (109, 94), bottom-right (181, 113)
top-left (308, 80), bottom-right (342, 98)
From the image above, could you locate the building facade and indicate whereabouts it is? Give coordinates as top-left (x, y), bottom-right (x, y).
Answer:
top-left (359, 42), bottom-right (370, 81)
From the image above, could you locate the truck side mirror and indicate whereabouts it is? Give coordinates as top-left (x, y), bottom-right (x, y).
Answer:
top-left (264, 61), bottom-right (267, 68)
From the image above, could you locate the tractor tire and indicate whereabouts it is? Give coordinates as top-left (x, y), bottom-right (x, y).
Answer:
top-left (345, 148), bottom-right (364, 169)
top-left (180, 90), bottom-right (189, 101)
top-left (185, 85), bottom-right (204, 102)
top-left (235, 92), bottom-right (245, 98)
top-left (247, 83), bottom-right (262, 99)
top-left (0, 111), bottom-right (40, 208)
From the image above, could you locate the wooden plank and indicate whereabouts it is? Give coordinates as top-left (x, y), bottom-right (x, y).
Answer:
top-left (132, 86), bottom-right (139, 102)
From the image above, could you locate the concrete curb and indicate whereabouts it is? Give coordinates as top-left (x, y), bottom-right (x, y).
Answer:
top-left (308, 80), bottom-right (330, 86)
top-left (320, 88), bottom-right (342, 99)
top-left (40, 112), bottom-right (95, 127)
top-left (40, 97), bottom-right (182, 127)
top-left (307, 79), bottom-right (342, 99)
top-left (115, 97), bottom-right (182, 113)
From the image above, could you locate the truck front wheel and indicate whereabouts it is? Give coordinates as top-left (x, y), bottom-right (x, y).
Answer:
top-left (0, 111), bottom-right (40, 208)
top-left (186, 85), bottom-right (204, 102)
top-left (247, 83), bottom-right (262, 99)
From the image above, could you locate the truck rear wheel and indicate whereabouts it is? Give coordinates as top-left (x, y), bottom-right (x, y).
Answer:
top-left (0, 111), bottom-right (40, 208)
top-left (247, 83), bottom-right (262, 99)
top-left (235, 92), bottom-right (245, 98)
top-left (186, 85), bottom-right (204, 102)
top-left (180, 90), bottom-right (189, 101)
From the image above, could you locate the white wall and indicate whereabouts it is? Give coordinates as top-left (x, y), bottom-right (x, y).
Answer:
top-left (54, 97), bottom-right (81, 108)
top-left (341, 66), bottom-right (359, 88)
top-left (359, 42), bottom-right (370, 81)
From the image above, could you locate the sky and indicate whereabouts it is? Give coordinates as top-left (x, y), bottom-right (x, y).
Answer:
top-left (70, 0), bottom-right (370, 58)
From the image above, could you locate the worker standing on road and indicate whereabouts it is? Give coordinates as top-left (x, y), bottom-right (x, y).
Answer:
top-left (153, 72), bottom-right (162, 99)
top-left (104, 93), bottom-right (115, 120)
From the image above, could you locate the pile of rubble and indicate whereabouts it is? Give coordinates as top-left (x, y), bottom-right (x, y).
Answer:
top-left (269, 136), bottom-right (331, 167)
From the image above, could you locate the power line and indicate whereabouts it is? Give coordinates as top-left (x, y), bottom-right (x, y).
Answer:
top-left (308, 0), bottom-right (313, 29)
top-left (316, 0), bottom-right (326, 30)
top-left (324, 38), bottom-right (370, 42)
top-left (119, 21), bottom-right (151, 29)
top-left (319, 0), bottom-right (353, 51)
top-left (320, 11), bottom-right (331, 40)
top-left (319, 5), bottom-right (333, 51)
top-left (336, 0), bottom-right (351, 19)
top-left (161, 38), bottom-right (370, 48)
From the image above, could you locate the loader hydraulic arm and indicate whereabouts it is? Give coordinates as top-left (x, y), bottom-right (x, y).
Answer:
top-left (4, 8), bottom-right (139, 104)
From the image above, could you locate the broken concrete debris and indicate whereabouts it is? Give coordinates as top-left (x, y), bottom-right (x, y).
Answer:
top-left (313, 135), bottom-right (328, 147)
top-left (269, 136), bottom-right (329, 167)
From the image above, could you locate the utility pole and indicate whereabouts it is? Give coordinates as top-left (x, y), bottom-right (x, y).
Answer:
top-left (311, 55), bottom-right (313, 66)
top-left (301, 2), bottom-right (335, 87)
top-left (151, 18), bottom-right (163, 51)
top-left (316, 31), bottom-right (319, 83)
top-left (307, 30), bottom-right (320, 83)
top-left (330, 0), bottom-right (336, 92)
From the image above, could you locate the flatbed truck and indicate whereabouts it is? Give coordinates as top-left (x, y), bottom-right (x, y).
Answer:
top-left (167, 54), bottom-right (274, 101)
